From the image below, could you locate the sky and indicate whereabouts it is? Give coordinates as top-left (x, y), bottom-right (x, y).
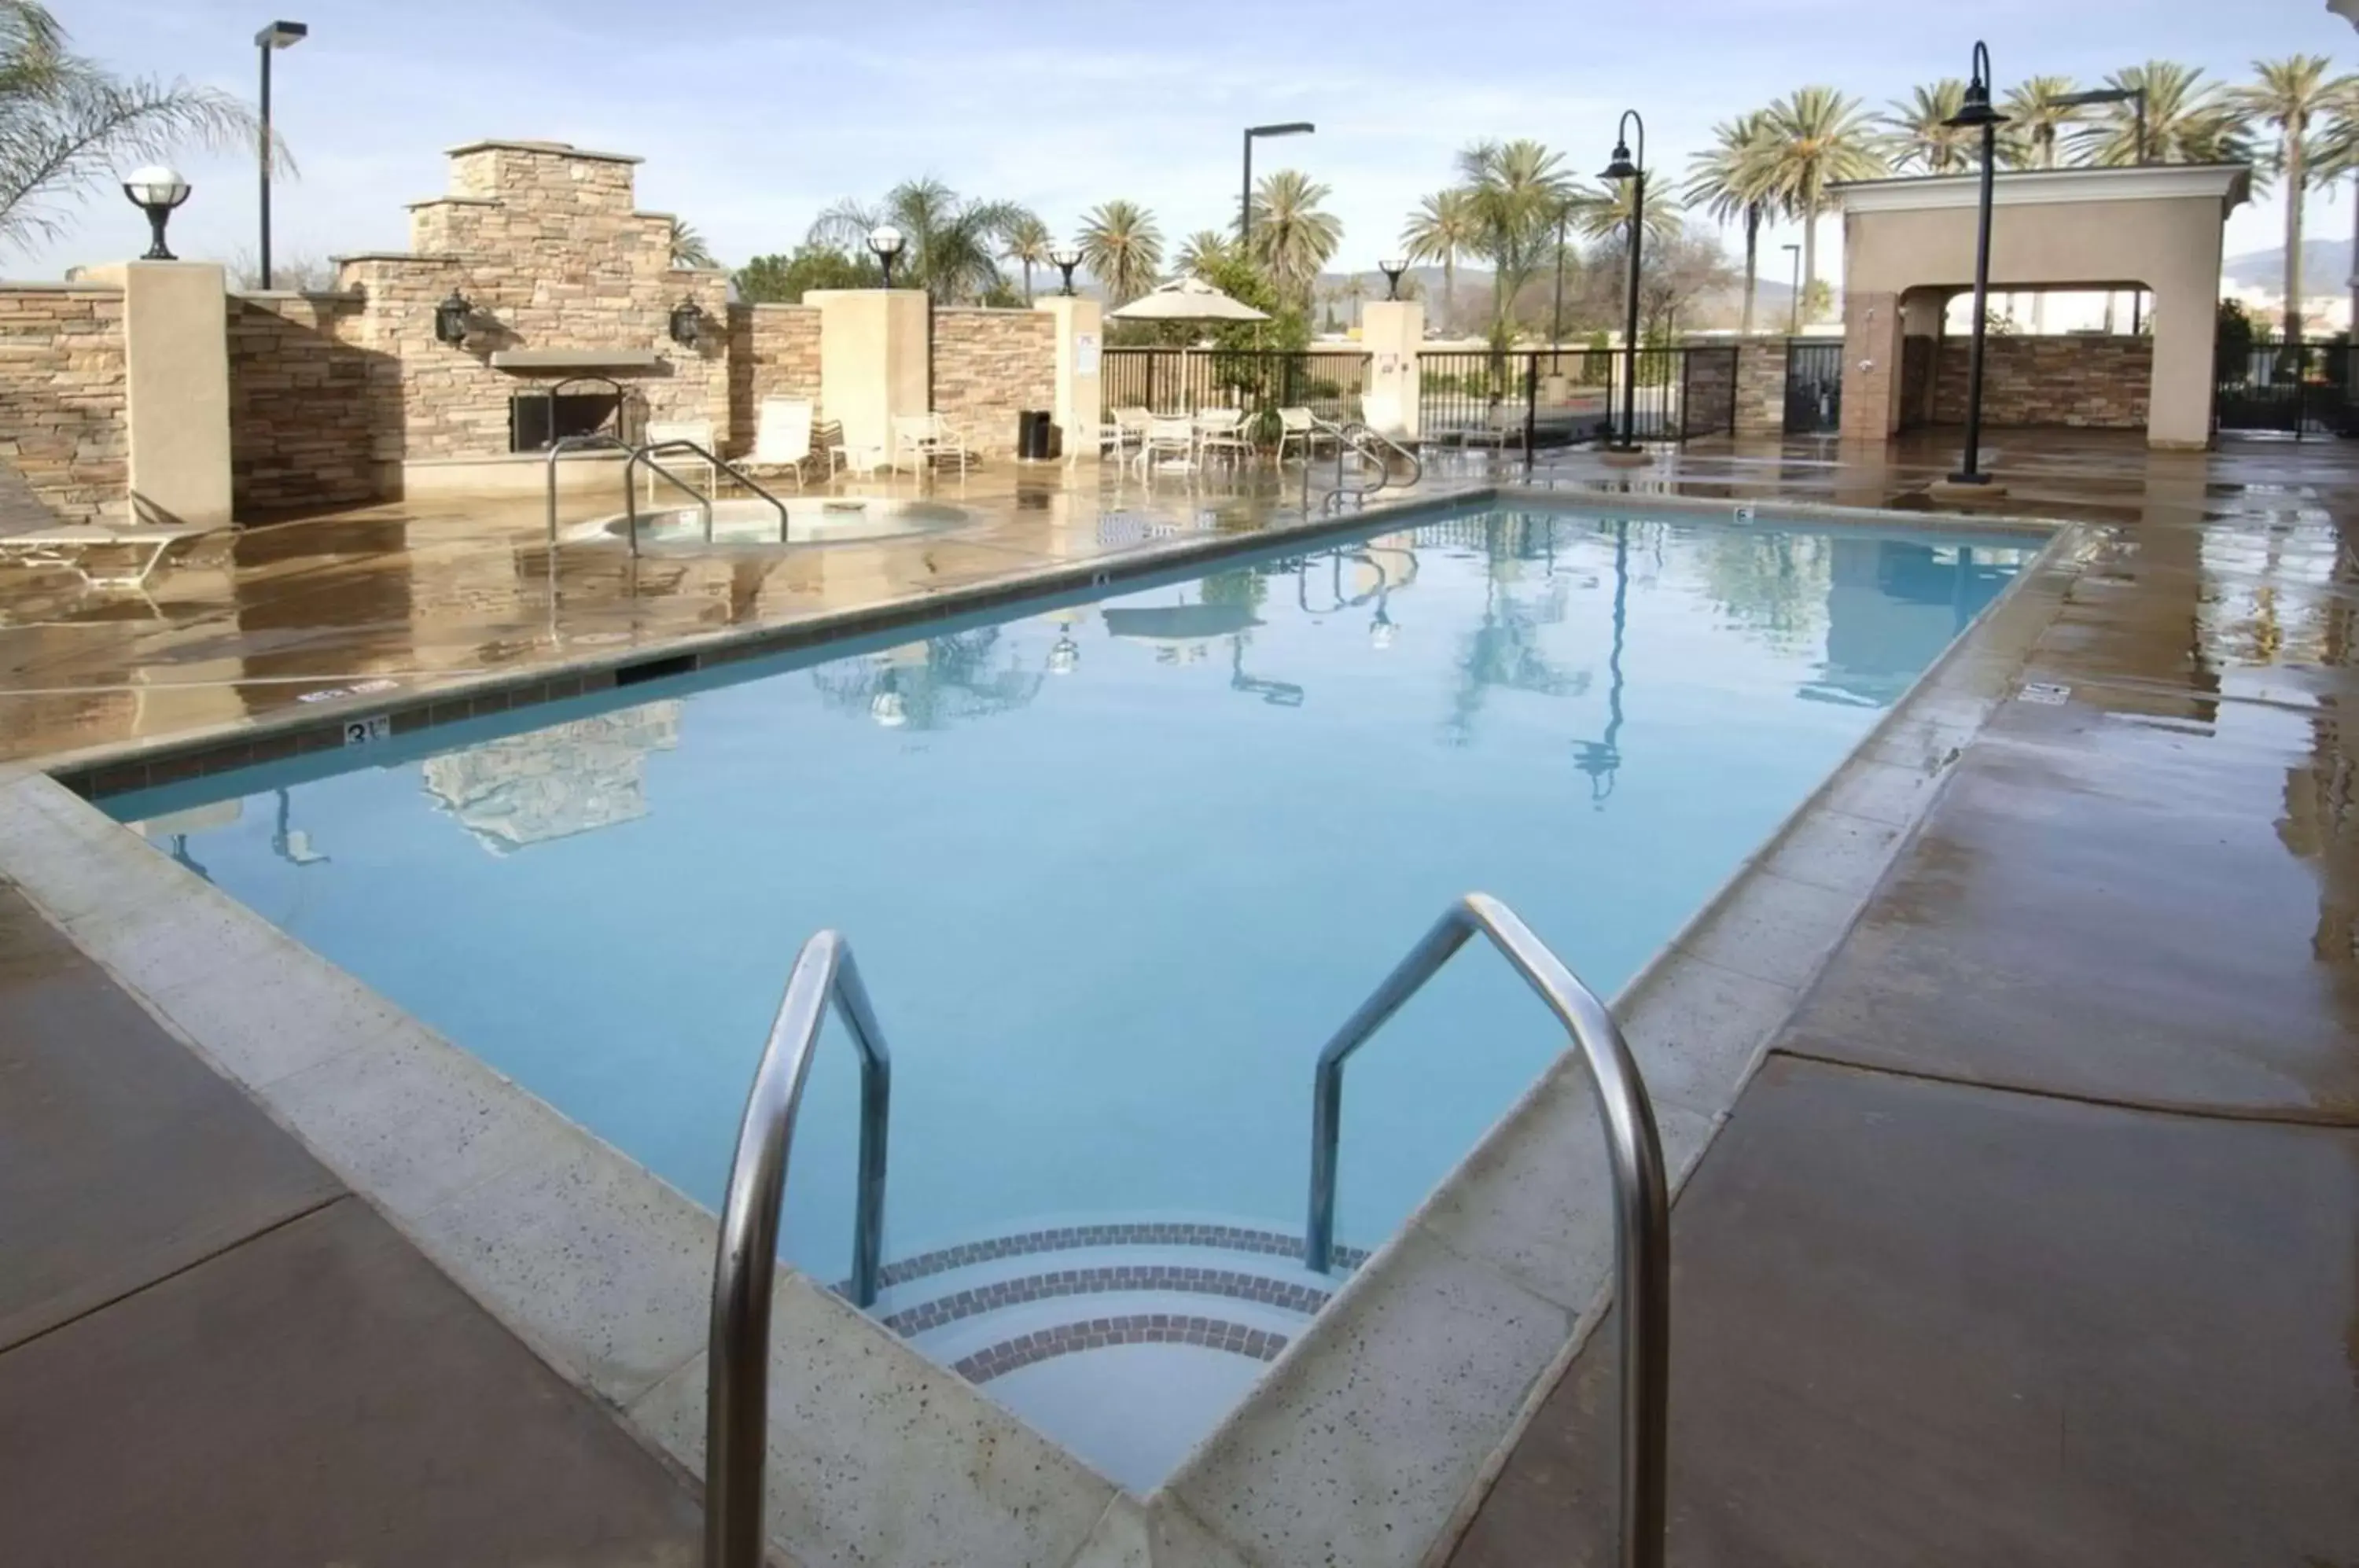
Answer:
top-left (25, 0), bottom-right (2359, 287)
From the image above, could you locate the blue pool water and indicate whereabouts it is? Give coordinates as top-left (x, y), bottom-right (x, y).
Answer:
top-left (112, 506), bottom-right (2029, 1296)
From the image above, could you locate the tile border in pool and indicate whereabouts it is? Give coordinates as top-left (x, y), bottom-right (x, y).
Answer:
top-left (0, 495), bottom-right (2092, 1568)
top-left (886, 1267), bottom-right (1334, 1338)
top-left (956, 1315), bottom-right (1291, 1386)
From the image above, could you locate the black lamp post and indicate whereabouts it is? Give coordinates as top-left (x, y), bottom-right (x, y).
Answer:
top-left (1600, 111), bottom-right (1647, 455)
top-left (868, 224), bottom-right (905, 289)
top-left (2055, 85), bottom-right (2147, 166)
top-left (1378, 258), bottom-right (1407, 301)
top-left (1944, 42), bottom-right (2010, 487)
top-left (1050, 244), bottom-right (1081, 296)
top-left (1782, 242), bottom-right (1801, 335)
top-left (1551, 203), bottom-right (1571, 349)
top-left (254, 20), bottom-right (307, 289)
top-left (120, 165), bottom-right (192, 260)
top-left (1240, 122), bottom-right (1314, 248)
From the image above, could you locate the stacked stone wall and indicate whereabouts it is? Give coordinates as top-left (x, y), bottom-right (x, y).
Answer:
top-left (1930, 336), bottom-right (2151, 429)
top-left (930, 308), bottom-right (1056, 454)
top-left (725, 304), bottom-right (823, 455)
top-left (0, 285), bottom-right (126, 525)
top-left (227, 293), bottom-right (378, 511)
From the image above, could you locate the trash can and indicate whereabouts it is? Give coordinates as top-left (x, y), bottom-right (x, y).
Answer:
top-left (1016, 410), bottom-right (1044, 459)
top-left (1043, 421), bottom-right (1063, 460)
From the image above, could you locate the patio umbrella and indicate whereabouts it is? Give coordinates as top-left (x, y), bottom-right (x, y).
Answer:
top-left (2333, 0), bottom-right (2358, 28)
top-left (1106, 276), bottom-right (1270, 323)
top-left (1102, 602), bottom-right (1264, 643)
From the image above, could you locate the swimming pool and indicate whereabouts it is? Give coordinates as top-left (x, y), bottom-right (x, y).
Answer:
top-left (108, 502), bottom-right (2031, 1487)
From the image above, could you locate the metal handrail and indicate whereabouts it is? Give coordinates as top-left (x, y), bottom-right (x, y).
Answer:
top-left (705, 930), bottom-right (892, 1568)
top-left (543, 432), bottom-right (707, 557)
top-left (1322, 421), bottom-right (1423, 513)
top-left (639, 438), bottom-right (794, 543)
top-left (1305, 893), bottom-right (1669, 1568)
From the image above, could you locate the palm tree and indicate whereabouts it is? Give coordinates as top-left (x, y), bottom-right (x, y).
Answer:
top-left (0, 0), bottom-right (268, 252)
top-left (2069, 62), bottom-right (2250, 166)
top-left (999, 211), bottom-right (1051, 304)
top-left (2232, 55), bottom-right (2353, 345)
top-left (1400, 187), bottom-right (1479, 331)
top-left (2313, 80), bottom-right (2359, 340)
top-left (1077, 199), bottom-right (1162, 305)
top-left (667, 219), bottom-right (715, 270)
top-left (808, 179), bottom-right (1028, 304)
top-left (1568, 176), bottom-right (1684, 246)
top-left (1682, 112), bottom-right (1778, 336)
top-left (1456, 138), bottom-right (1587, 347)
top-left (1743, 86), bottom-right (1886, 312)
top-left (1174, 229), bottom-right (1232, 277)
top-left (1245, 168), bottom-right (1341, 308)
top-left (1883, 80), bottom-right (1974, 174)
top-left (2000, 75), bottom-right (2085, 169)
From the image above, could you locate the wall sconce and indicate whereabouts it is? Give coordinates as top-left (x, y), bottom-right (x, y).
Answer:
top-left (1378, 258), bottom-right (1407, 301)
top-left (433, 289), bottom-right (474, 347)
top-left (120, 164), bottom-right (192, 260)
top-left (668, 297), bottom-right (708, 349)
top-left (1050, 244), bottom-right (1082, 296)
top-left (868, 225), bottom-right (906, 289)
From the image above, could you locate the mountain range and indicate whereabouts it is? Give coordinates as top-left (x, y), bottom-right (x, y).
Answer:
top-left (2223, 241), bottom-right (2353, 294)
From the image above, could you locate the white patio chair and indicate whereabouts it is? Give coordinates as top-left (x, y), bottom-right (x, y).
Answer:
top-left (1136, 415), bottom-right (1196, 473)
top-left (1112, 407), bottom-right (1154, 460)
top-left (746, 397), bottom-right (834, 489)
top-left (891, 413), bottom-right (972, 477)
top-left (1194, 408), bottom-right (1253, 468)
top-left (642, 418), bottom-right (717, 503)
top-left (1275, 407), bottom-right (1341, 465)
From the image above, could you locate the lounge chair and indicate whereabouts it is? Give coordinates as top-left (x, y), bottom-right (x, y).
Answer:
top-left (744, 398), bottom-right (836, 489)
top-left (0, 521), bottom-right (213, 590)
top-left (1275, 407), bottom-right (1341, 465)
top-left (641, 418), bottom-right (717, 502)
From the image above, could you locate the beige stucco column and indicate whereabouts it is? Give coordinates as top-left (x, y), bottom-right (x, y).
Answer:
top-left (2147, 285), bottom-right (2219, 451)
top-left (87, 260), bottom-right (232, 527)
top-left (1838, 289), bottom-right (1904, 444)
top-left (1033, 295), bottom-right (1102, 459)
top-left (808, 289), bottom-right (929, 459)
top-left (1358, 300), bottom-right (1423, 439)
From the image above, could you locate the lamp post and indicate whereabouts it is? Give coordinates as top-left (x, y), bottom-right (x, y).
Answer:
top-left (254, 20), bottom-right (306, 289)
top-left (120, 166), bottom-right (192, 260)
top-left (1600, 111), bottom-right (1647, 455)
top-left (1782, 242), bottom-right (1801, 335)
top-left (1050, 244), bottom-right (1081, 296)
top-left (1240, 122), bottom-right (1314, 249)
top-left (2055, 85), bottom-right (2147, 166)
top-left (868, 225), bottom-right (906, 290)
top-left (1943, 42), bottom-right (2010, 488)
top-left (1551, 203), bottom-right (1570, 350)
top-left (1378, 258), bottom-right (1407, 301)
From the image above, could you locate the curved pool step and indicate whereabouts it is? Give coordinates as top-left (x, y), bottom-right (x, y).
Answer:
top-left (867, 1220), bottom-right (1369, 1296)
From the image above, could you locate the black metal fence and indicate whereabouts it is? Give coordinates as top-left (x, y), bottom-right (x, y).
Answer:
top-left (2215, 337), bottom-right (2358, 439)
top-left (1784, 339), bottom-right (1843, 434)
top-left (1099, 349), bottom-right (1368, 422)
top-left (1417, 347), bottom-right (1738, 447)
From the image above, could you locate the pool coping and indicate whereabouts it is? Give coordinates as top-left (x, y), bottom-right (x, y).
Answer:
top-left (0, 488), bottom-right (2093, 1568)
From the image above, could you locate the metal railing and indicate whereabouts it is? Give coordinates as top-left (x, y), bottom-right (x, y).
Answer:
top-left (1418, 346), bottom-right (1739, 449)
top-left (635, 438), bottom-right (794, 542)
top-left (1305, 892), bottom-right (1669, 1568)
top-left (544, 432), bottom-right (709, 556)
top-left (705, 931), bottom-right (892, 1568)
top-left (1101, 347), bottom-right (1370, 423)
top-left (1322, 420), bottom-right (1422, 512)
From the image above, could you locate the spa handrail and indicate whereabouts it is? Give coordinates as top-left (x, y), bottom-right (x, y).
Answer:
top-left (636, 438), bottom-right (794, 543)
top-left (543, 432), bottom-right (710, 556)
top-left (1323, 421), bottom-right (1422, 512)
top-left (1304, 893), bottom-right (1669, 1568)
top-left (705, 930), bottom-right (892, 1568)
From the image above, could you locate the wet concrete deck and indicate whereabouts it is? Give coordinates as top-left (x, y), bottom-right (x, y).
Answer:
top-left (1450, 429), bottom-right (2359, 1566)
top-left (0, 881), bottom-right (703, 1565)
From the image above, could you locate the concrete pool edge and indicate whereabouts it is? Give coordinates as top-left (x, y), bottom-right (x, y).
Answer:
top-left (0, 499), bottom-right (2092, 1568)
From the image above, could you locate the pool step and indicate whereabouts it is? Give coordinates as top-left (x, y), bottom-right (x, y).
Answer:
top-left (861, 1221), bottom-right (1363, 1490)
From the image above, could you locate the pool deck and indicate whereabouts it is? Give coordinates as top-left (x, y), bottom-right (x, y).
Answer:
top-left (3, 429), bottom-right (2356, 1564)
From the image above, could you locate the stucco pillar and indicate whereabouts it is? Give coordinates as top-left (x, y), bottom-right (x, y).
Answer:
top-left (2146, 287), bottom-right (2217, 450)
top-left (1838, 289), bottom-right (1904, 444)
top-left (1358, 300), bottom-right (1423, 439)
top-left (808, 289), bottom-right (929, 460)
top-left (88, 260), bottom-right (231, 527)
top-left (1033, 295), bottom-right (1102, 460)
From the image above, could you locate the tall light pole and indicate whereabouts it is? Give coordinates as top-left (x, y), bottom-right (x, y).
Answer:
top-left (1240, 122), bottom-right (1314, 252)
top-left (2057, 84), bottom-right (2151, 333)
top-left (1943, 42), bottom-right (2010, 488)
top-left (255, 20), bottom-right (307, 289)
top-left (1551, 202), bottom-right (1570, 351)
top-left (1782, 243), bottom-right (1801, 335)
top-left (1601, 111), bottom-right (1647, 455)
